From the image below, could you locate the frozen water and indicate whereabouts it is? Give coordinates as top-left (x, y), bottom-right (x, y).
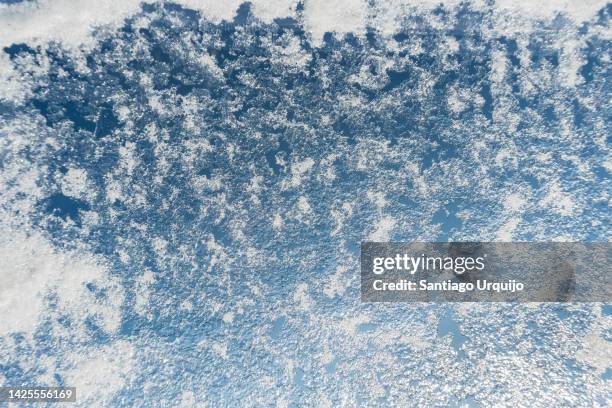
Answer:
top-left (0, 1), bottom-right (610, 406)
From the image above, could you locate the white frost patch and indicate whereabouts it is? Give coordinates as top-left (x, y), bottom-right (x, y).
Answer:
top-left (192, 174), bottom-right (224, 192)
top-left (503, 192), bottom-right (526, 212)
top-left (323, 264), bottom-right (349, 298)
top-left (283, 157), bottom-right (315, 189)
top-left (177, 391), bottom-right (205, 408)
top-left (496, 217), bottom-right (520, 241)
top-left (178, 0), bottom-right (243, 22)
top-left (297, 196), bottom-right (312, 215)
top-left (293, 283), bottom-right (311, 310)
top-left (181, 299), bottom-right (194, 311)
top-left (318, 153), bottom-right (338, 182)
top-left (303, 0), bottom-right (368, 46)
top-left (369, 215), bottom-right (396, 241)
top-left (272, 213), bottom-right (283, 230)
top-left (494, 0), bottom-right (607, 25)
top-left (63, 340), bottom-right (135, 407)
top-left (447, 88), bottom-right (467, 114)
top-left (0, 226), bottom-right (123, 337)
top-left (575, 328), bottom-right (612, 375)
top-left (0, 51), bottom-right (29, 102)
top-left (541, 181), bottom-right (575, 216)
top-left (271, 33), bottom-right (312, 69)
top-left (134, 269), bottom-right (155, 318)
top-left (60, 168), bottom-right (90, 199)
top-left (490, 49), bottom-right (508, 84)
top-left (205, 234), bottom-right (229, 272)
top-left (211, 342), bottom-right (229, 360)
top-left (105, 179), bottom-right (124, 203)
top-left (250, 0), bottom-right (297, 23)
top-left (151, 236), bottom-right (168, 258)
top-left (118, 142), bottom-right (137, 177)
top-left (367, 191), bottom-right (388, 209)
top-left (330, 201), bottom-right (353, 236)
top-left (495, 147), bottom-right (519, 169)
top-left (198, 53), bottom-right (225, 79)
top-left (0, 0), bottom-right (606, 53)
top-left (0, 0), bottom-right (144, 49)
top-left (293, 195), bottom-right (313, 225)
top-left (339, 315), bottom-right (370, 336)
top-left (0, 0), bottom-right (292, 49)
top-left (0, 153), bottom-right (46, 221)
top-left (247, 175), bottom-right (264, 194)
top-left (557, 36), bottom-right (585, 88)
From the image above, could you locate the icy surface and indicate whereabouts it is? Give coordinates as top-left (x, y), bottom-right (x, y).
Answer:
top-left (0, 1), bottom-right (610, 406)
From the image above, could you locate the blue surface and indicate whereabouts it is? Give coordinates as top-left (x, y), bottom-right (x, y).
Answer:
top-left (0, 1), bottom-right (610, 406)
